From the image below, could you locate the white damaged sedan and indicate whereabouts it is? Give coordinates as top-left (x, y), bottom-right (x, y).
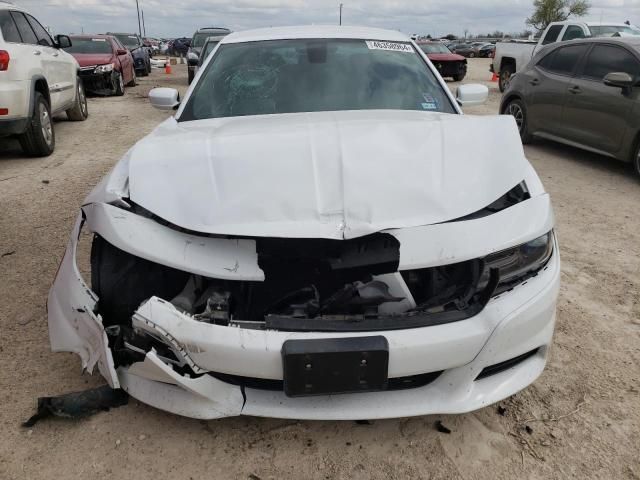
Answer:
top-left (48, 26), bottom-right (559, 420)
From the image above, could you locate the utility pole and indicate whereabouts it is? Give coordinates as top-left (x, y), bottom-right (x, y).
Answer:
top-left (135, 0), bottom-right (142, 37)
top-left (142, 8), bottom-right (146, 37)
top-left (339, 3), bottom-right (343, 26)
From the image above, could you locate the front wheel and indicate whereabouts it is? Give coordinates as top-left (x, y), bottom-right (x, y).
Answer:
top-left (499, 65), bottom-right (515, 93)
top-left (468, 52), bottom-right (476, 58)
top-left (633, 143), bottom-right (640, 178)
top-left (452, 74), bottom-right (465, 82)
top-left (113, 72), bottom-right (125, 96)
top-left (66, 78), bottom-right (88, 121)
top-left (187, 68), bottom-right (194, 85)
top-left (504, 98), bottom-right (532, 144)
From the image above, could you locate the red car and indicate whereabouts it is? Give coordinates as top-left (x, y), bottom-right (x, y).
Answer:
top-left (65, 35), bottom-right (137, 96)
top-left (418, 42), bottom-right (467, 82)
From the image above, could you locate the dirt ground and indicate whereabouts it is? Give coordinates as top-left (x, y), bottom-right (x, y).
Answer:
top-left (1, 58), bottom-right (639, 480)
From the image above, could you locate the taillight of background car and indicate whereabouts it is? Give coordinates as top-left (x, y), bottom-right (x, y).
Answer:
top-left (0, 50), bottom-right (10, 71)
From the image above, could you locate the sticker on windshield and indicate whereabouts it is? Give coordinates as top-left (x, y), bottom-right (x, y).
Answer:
top-left (365, 41), bottom-right (414, 53)
top-left (421, 94), bottom-right (439, 110)
top-left (92, 38), bottom-right (107, 42)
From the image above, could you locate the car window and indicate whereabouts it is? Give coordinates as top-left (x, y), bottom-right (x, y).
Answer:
top-left (115, 34), bottom-right (140, 48)
top-left (562, 25), bottom-right (586, 41)
top-left (0, 10), bottom-right (21, 43)
top-left (65, 38), bottom-right (113, 54)
top-left (589, 25), bottom-right (640, 37)
top-left (25, 14), bottom-right (53, 47)
top-left (581, 44), bottom-right (639, 80)
top-left (539, 44), bottom-right (589, 75)
top-left (181, 38), bottom-right (456, 121)
top-left (542, 25), bottom-right (563, 45)
top-left (10, 12), bottom-right (38, 45)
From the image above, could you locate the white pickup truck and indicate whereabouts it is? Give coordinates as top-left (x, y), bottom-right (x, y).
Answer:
top-left (492, 21), bottom-right (640, 92)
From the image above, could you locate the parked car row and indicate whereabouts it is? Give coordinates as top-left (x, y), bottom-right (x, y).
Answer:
top-left (0, 3), bottom-right (88, 156)
top-left (417, 41), bottom-right (467, 81)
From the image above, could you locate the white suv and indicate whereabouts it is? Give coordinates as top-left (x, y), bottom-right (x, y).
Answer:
top-left (0, 2), bottom-right (87, 156)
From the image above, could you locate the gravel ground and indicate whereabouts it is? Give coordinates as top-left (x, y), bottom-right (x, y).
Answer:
top-left (0, 58), bottom-right (638, 480)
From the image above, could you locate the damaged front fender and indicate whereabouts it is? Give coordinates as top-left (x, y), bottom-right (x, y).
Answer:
top-left (47, 214), bottom-right (120, 388)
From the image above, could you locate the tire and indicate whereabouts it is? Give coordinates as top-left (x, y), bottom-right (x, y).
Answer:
top-left (113, 72), bottom-right (125, 96)
top-left (452, 74), bottom-right (465, 82)
top-left (499, 64), bottom-right (515, 93)
top-left (504, 98), bottom-right (532, 144)
top-left (147, 60), bottom-right (152, 75)
top-left (19, 92), bottom-right (55, 157)
top-left (188, 68), bottom-right (194, 85)
top-left (469, 52), bottom-right (476, 58)
top-left (127, 67), bottom-right (137, 87)
top-left (633, 143), bottom-right (640, 178)
top-left (66, 78), bottom-right (88, 121)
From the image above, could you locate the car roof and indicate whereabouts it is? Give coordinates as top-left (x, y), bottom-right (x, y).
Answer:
top-left (0, 1), bottom-right (27, 12)
top-left (197, 27), bottom-right (231, 32)
top-left (222, 25), bottom-right (409, 44)
top-left (70, 34), bottom-right (113, 39)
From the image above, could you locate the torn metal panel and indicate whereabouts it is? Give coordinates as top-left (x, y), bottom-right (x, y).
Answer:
top-left (389, 194), bottom-right (554, 271)
top-left (83, 202), bottom-right (264, 281)
top-left (118, 350), bottom-right (244, 419)
top-left (126, 111), bottom-right (529, 239)
top-left (47, 215), bottom-right (120, 388)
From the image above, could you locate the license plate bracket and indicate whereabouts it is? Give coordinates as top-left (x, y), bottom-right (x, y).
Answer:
top-left (282, 336), bottom-right (389, 397)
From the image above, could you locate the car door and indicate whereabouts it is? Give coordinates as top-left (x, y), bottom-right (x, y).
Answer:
top-left (113, 37), bottom-right (132, 83)
top-left (8, 11), bottom-right (48, 84)
top-left (526, 43), bottom-right (590, 138)
top-left (561, 43), bottom-right (639, 156)
top-left (25, 13), bottom-right (75, 111)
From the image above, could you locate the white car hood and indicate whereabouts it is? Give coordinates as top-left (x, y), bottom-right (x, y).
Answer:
top-left (123, 110), bottom-right (528, 240)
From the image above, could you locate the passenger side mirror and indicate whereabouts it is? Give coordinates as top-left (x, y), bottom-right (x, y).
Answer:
top-left (116, 49), bottom-right (128, 56)
top-left (603, 72), bottom-right (634, 89)
top-left (149, 88), bottom-right (180, 110)
top-left (455, 84), bottom-right (489, 107)
top-left (55, 35), bottom-right (72, 49)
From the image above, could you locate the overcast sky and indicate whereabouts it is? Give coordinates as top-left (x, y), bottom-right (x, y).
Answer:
top-left (12, 0), bottom-right (640, 38)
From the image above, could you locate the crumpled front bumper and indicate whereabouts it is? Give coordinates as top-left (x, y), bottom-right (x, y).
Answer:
top-left (48, 195), bottom-right (559, 420)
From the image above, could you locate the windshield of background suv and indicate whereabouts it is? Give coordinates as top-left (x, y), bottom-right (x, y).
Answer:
top-left (114, 34), bottom-right (140, 48)
top-left (590, 25), bottom-right (640, 36)
top-left (419, 43), bottom-right (452, 54)
top-left (65, 38), bottom-right (113, 54)
top-left (201, 40), bottom-right (220, 60)
top-left (192, 30), bottom-right (229, 48)
top-left (181, 39), bottom-right (456, 121)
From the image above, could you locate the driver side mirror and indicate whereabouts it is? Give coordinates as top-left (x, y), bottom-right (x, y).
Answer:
top-left (55, 35), bottom-right (72, 49)
top-left (116, 49), bottom-right (128, 56)
top-left (456, 84), bottom-right (489, 107)
top-left (603, 72), bottom-right (634, 89)
top-left (149, 88), bottom-right (180, 111)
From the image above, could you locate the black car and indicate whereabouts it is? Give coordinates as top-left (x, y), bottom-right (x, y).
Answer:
top-left (109, 32), bottom-right (151, 76)
top-left (187, 27), bottom-right (231, 84)
top-left (169, 37), bottom-right (191, 56)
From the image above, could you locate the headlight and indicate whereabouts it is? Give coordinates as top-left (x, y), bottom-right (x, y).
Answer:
top-left (479, 231), bottom-right (554, 295)
top-left (95, 63), bottom-right (115, 74)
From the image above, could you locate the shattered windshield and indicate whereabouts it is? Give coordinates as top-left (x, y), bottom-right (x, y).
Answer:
top-left (180, 38), bottom-right (456, 121)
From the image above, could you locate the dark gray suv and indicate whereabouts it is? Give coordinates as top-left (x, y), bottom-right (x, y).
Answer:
top-left (501, 37), bottom-right (640, 177)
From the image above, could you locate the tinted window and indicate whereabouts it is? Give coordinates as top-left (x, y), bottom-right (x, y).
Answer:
top-left (582, 45), bottom-right (639, 80)
top-left (26, 14), bottom-right (53, 47)
top-left (542, 25), bottom-right (563, 45)
top-left (65, 38), bottom-right (113, 54)
top-left (562, 25), bottom-right (586, 41)
top-left (10, 12), bottom-right (38, 45)
top-left (540, 44), bottom-right (588, 75)
top-left (181, 39), bottom-right (456, 121)
top-left (0, 10), bottom-right (21, 43)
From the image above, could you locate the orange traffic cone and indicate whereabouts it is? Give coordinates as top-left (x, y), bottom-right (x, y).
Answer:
top-left (165, 63), bottom-right (172, 75)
